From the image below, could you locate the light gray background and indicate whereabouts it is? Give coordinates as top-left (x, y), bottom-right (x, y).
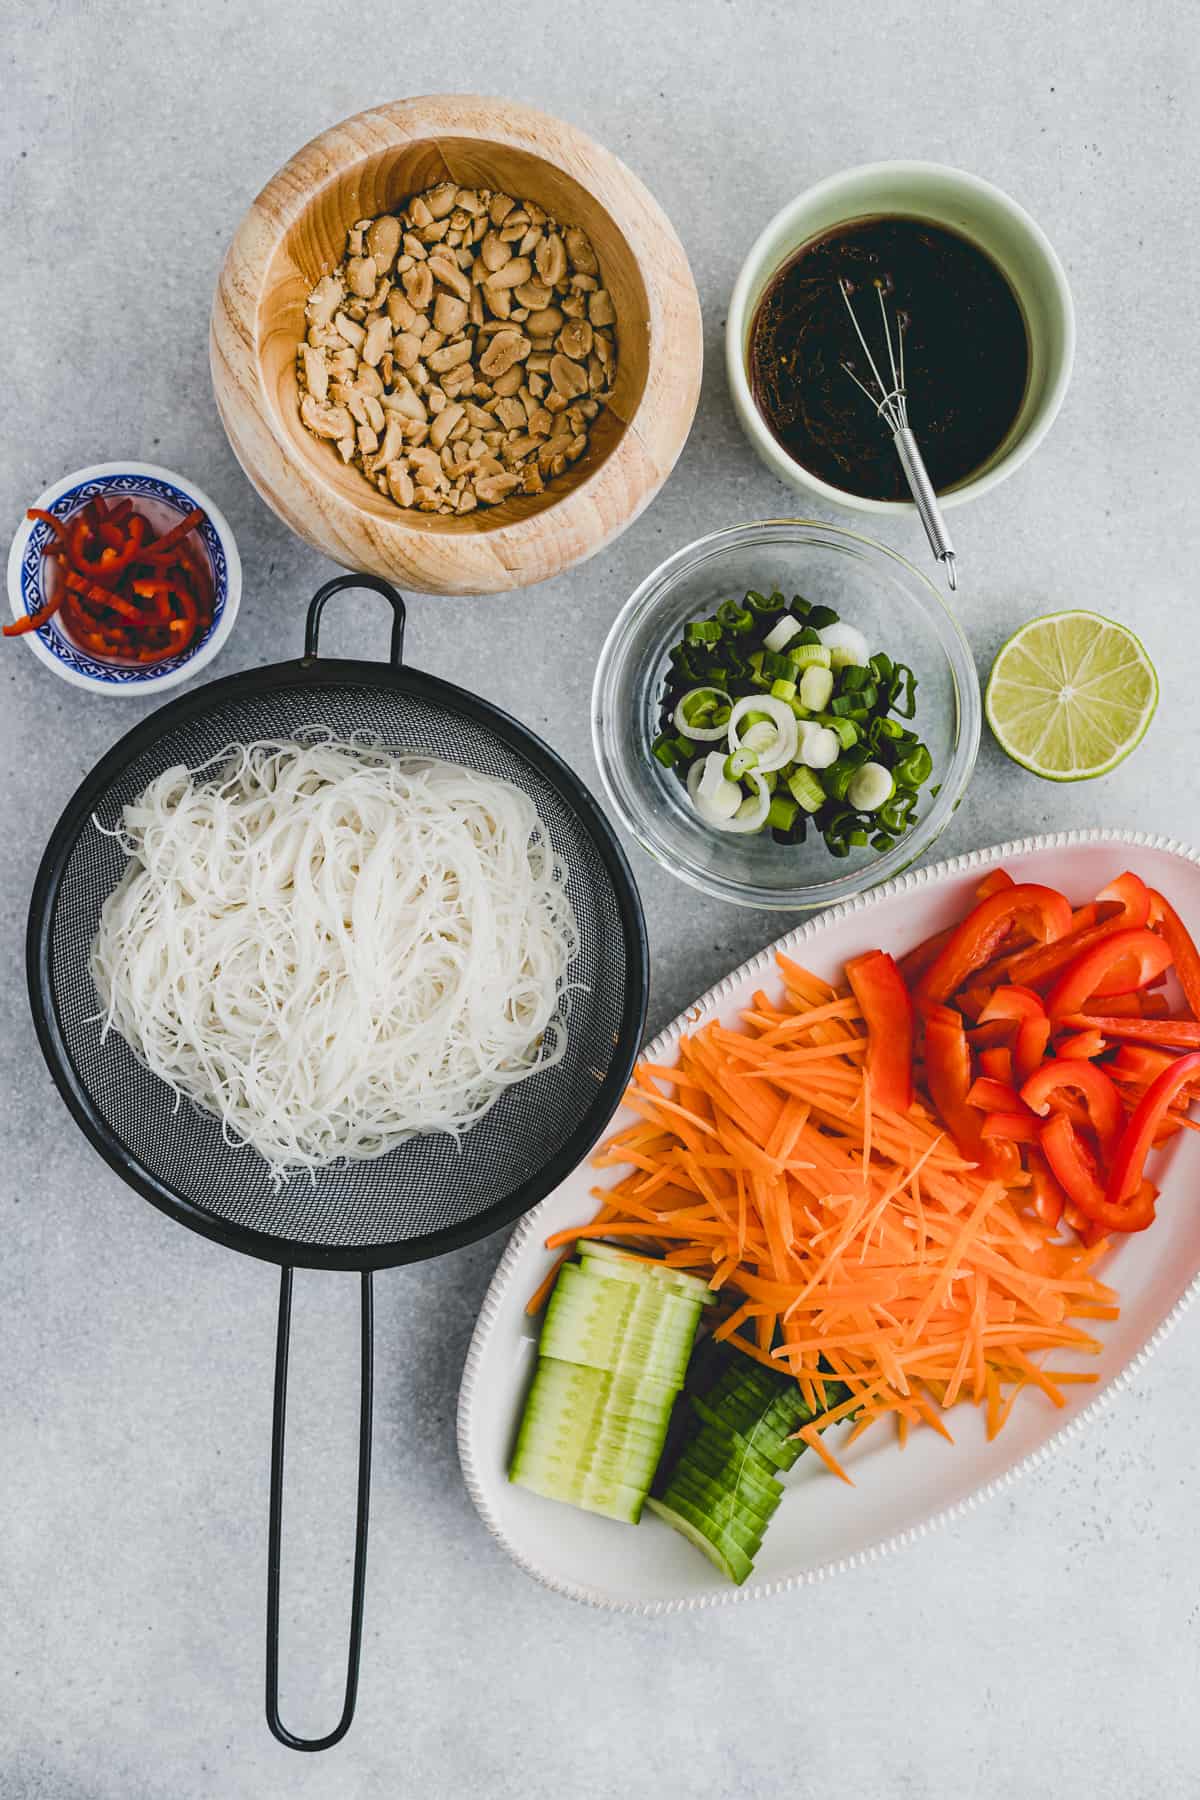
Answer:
top-left (3, 2), bottom-right (1197, 1795)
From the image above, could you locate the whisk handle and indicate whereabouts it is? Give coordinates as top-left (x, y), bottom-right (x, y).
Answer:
top-left (894, 428), bottom-right (958, 590)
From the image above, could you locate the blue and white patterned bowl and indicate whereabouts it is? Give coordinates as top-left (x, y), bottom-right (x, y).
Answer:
top-left (6, 462), bottom-right (241, 695)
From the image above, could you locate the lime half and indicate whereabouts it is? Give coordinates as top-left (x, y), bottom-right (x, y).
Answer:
top-left (985, 610), bottom-right (1158, 781)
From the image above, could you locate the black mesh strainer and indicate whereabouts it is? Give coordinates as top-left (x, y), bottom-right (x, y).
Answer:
top-left (26, 575), bottom-right (648, 1751)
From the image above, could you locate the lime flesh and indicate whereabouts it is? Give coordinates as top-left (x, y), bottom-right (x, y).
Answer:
top-left (985, 610), bottom-right (1158, 781)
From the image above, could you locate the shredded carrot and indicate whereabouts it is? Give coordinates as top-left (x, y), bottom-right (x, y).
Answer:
top-left (553, 950), bottom-right (1117, 1474)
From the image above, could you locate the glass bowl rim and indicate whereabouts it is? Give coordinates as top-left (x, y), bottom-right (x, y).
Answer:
top-left (590, 517), bottom-right (982, 910)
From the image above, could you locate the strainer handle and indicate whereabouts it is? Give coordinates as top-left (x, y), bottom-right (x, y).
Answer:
top-left (265, 1267), bottom-right (374, 1752)
top-left (304, 574), bottom-right (407, 666)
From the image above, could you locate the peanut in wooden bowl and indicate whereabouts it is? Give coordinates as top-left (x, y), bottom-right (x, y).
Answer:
top-left (210, 96), bottom-right (703, 596)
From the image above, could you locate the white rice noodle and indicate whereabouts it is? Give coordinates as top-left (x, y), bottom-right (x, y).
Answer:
top-left (90, 737), bottom-right (579, 1181)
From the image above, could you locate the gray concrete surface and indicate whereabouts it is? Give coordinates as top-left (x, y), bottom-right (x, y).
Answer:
top-left (3, 2), bottom-right (1198, 1795)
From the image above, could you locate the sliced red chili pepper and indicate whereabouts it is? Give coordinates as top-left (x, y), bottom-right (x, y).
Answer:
top-left (3, 588), bottom-right (64, 636)
top-left (142, 506), bottom-right (206, 561)
top-left (923, 1004), bottom-right (1020, 1181)
top-left (918, 884), bottom-right (1074, 1005)
top-left (1147, 890), bottom-right (1200, 1020)
top-left (26, 506), bottom-right (71, 548)
top-left (845, 949), bottom-right (913, 1113)
top-left (1040, 1112), bottom-right (1157, 1234)
top-left (1020, 1058), bottom-right (1123, 1150)
top-left (1045, 927), bottom-right (1173, 1017)
top-left (1105, 1050), bottom-right (1200, 1207)
top-left (93, 513), bottom-right (147, 579)
top-left (1095, 871), bottom-right (1151, 928)
top-left (1027, 1148), bottom-right (1066, 1230)
top-left (129, 579), bottom-right (174, 627)
top-left (978, 985), bottom-right (1051, 1082)
top-left (106, 498), bottom-right (132, 525)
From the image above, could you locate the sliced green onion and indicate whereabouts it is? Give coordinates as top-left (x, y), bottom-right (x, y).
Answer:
top-left (767, 796), bottom-right (799, 831)
top-left (788, 698), bottom-right (814, 720)
top-left (893, 663), bottom-right (918, 718)
top-left (788, 643), bottom-right (832, 671)
top-left (894, 743), bottom-right (933, 788)
top-left (763, 615), bottom-right (804, 654)
top-left (725, 747), bottom-right (759, 779)
top-left (746, 589), bottom-right (785, 616)
top-left (761, 648), bottom-right (795, 682)
top-left (684, 619), bottom-right (722, 646)
top-left (770, 677), bottom-right (797, 702)
top-left (846, 761), bottom-right (895, 811)
top-left (838, 664), bottom-right (870, 692)
top-left (798, 664), bottom-right (834, 711)
top-left (871, 832), bottom-right (897, 852)
top-left (787, 767), bottom-right (825, 812)
top-left (806, 604), bottom-right (839, 631)
top-left (824, 717), bottom-right (859, 750)
top-left (652, 734), bottom-right (677, 767)
top-left (674, 686), bottom-right (733, 742)
top-left (716, 599), bottom-right (755, 635)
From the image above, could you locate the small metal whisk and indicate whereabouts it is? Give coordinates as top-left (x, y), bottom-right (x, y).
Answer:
top-left (839, 277), bottom-right (958, 591)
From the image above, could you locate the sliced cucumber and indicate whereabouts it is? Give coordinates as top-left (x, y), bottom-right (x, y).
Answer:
top-left (662, 1467), bottom-right (773, 1542)
top-left (644, 1495), bottom-right (755, 1585)
top-left (689, 1396), bottom-right (799, 1473)
top-left (512, 1464), bottom-right (647, 1524)
top-left (677, 1432), bottom-right (785, 1518)
top-left (578, 1241), bottom-right (714, 1303)
top-left (526, 1359), bottom-right (678, 1427)
top-left (541, 1265), bottom-right (701, 1384)
top-left (512, 1438), bottom-right (665, 1489)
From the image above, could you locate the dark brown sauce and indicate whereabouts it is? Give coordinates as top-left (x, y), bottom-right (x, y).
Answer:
top-left (748, 215), bottom-right (1029, 500)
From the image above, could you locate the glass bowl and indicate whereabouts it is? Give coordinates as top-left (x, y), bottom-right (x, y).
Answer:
top-left (591, 519), bottom-right (981, 910)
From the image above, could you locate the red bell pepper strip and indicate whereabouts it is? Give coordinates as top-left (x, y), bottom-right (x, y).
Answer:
top-left (26, 506), bottom-right (71, 548)
top-left (966, 1075), bottom-right (1025, 1113)
top-left (981, 1111), bottom-right (1039, 1145)
top-left (978, 985), bottom-right (1051, 1082)
top-left (1056, 1028), bottom-right (1106, 1060)
top-left (975, 868), bottom-right (1016, 900)
top-left (1148, 891), bottom-right (1200, 1020)
top-left (1111, 1044), bottom-right (1178, 1084)
top-left (142, 506), bottom-right (205, 561)
top-left (1095, 871), bottom-right (1151, 927)
top-left (898, 924), bottom-right (955, 984)
top-left (1062, 1014), bottom-right (1200, 1050)
top-left (3, 588), bottom-right (64, 636)
top-left (1045, 928), bottom-right (1173, 1017)
top-left (918, 884), bottom-right (1073, 1004)
top-left (990, 908), bottom-right (1135, 992)
top-left (923, 1004), bottom-right (1019, 1181)
top-left (978, 1045), bottom-right (1015, 1084)
top-left (1105, 1050), bottom-right (1200, 1207)
top-left (1020, 1057), bottom-right (1123, 1150)
top-left (1040, 1112), bottom-right (1157, 1234)
top-left (845, 949), bottom-right (914, 1113)
top-left (1027, 1149), bottom-right (1066, 1230)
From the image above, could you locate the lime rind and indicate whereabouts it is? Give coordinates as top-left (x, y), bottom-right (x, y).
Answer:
top-left (985, 609), bottom-right (1158, 782)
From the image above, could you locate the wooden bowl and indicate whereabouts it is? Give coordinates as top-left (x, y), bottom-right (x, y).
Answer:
top-left (211, 97), bottom-right (703, 596)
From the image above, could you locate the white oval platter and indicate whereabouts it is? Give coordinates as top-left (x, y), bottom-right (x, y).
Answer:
top-left (457, 831), bottom-right (1200, 1613)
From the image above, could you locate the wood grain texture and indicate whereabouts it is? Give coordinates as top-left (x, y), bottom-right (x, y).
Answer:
top-left (210, 96), bottom-right (703, 595)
